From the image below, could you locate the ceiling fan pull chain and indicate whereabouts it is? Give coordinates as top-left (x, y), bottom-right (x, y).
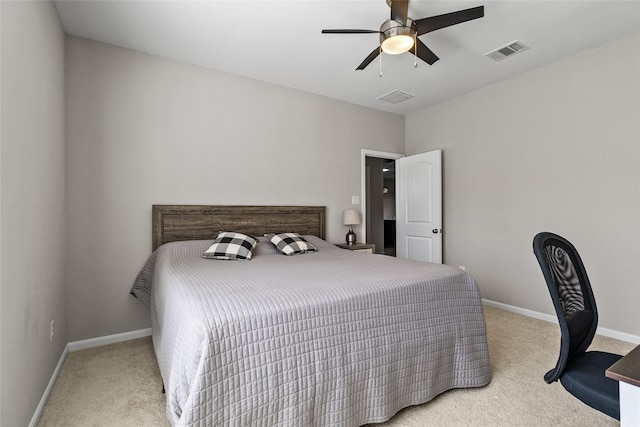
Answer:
top-left (379, 45), bottom-right (383, 77)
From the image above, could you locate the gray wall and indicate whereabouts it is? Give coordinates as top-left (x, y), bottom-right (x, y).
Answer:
top-left (406, 33), bottom-right (640, 337)
top-left (0, 1), bottom-right (67, 426)
top-left (65, 37), bottom-right (405, 341)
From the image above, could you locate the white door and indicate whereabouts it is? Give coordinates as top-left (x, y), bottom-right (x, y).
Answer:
top-left (396, 150), bottom-right (442, 263)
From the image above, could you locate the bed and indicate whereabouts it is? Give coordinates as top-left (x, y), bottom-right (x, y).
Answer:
top-left (132, 205), bottom-right (491, 426)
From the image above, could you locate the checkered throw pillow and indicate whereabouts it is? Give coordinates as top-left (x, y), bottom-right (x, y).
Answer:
top-left (202, 232), bottom-right (258, 260)
top-left (266, 233), bottom-right (318, 256)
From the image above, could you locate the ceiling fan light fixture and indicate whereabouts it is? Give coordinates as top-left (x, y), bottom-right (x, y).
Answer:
top-left (381, 34), bottom-right (414, 54)
top-left (380, 19), bottom-right (415, 55)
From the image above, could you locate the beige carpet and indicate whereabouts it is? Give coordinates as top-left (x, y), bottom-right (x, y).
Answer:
top-left (38, 307), bottom-right (635, 426)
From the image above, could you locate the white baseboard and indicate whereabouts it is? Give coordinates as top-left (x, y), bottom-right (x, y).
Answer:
top-left (30, 328), bottom-right (152, 426)
top-left (482, 299), bottom-right (640, 344)
top-left (28, 343), bottom-right (69, 427)
top-left (67, 328), bottom-right (152, 352)
top-left (482, 299), bottom-right (558, 323)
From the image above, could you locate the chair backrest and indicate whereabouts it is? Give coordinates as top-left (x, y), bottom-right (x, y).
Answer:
top-left (532, 232), bottom-right (599, 383)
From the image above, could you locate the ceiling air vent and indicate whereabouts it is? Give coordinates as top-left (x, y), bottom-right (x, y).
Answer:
top-left (378, 90), bottom-right (414, 104)
top-left (485, 41), bottom-right (529, 61)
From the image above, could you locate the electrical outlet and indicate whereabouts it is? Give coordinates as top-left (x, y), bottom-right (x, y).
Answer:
top-left (50, 320), bottom-right (54, 342)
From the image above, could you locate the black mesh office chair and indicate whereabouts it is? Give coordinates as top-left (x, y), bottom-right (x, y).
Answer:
top-left (532, 232), bottom-right (623, 419)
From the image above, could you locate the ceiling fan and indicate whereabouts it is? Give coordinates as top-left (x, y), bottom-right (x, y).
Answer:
top-left (321, 0), bottom-right (484, 70)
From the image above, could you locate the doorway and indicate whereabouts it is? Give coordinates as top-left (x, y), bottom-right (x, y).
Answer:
top-left (361, 150), bottom-right (403, 256)
top-left (361, 149), bottom-right (443, 263)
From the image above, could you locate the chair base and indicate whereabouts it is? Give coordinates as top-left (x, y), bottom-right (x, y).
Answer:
top-left (560, 351), bottom-right (623, 420)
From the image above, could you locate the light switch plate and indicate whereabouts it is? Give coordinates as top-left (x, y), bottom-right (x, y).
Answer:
top-left (352, 196), bottom-right (360, 205)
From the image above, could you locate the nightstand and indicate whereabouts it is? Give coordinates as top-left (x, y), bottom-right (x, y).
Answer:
top-left (335, 243), bottom-right (376, 254)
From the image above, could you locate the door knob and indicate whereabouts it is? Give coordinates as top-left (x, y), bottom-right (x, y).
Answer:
top-left (432, 229), bottom-right (442, 234)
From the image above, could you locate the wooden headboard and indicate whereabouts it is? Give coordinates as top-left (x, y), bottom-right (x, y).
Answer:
top-left (152, 205), bottom-right (326, 251)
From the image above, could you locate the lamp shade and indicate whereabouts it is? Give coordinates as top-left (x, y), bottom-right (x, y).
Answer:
top-left (342, 209), bottom-right (361, 226)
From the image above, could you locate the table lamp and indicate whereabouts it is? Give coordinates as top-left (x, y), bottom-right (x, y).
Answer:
top-left (342, 209), bottom-right (361, 244)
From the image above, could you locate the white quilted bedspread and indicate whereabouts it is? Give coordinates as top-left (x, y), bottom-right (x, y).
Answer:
top-left (132, 237), bottom-right (491, 426)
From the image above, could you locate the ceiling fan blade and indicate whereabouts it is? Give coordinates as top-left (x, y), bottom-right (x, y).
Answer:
top-left (415, 6), bottom-right (484, 36)
top-left (356, 47), bottom-right (381, 70)
top-left (390, 0), bottom-right (409, 25)
top-left (322, 29), bottom-right (381, 34)
top-left (414, 39), bottom-right (439, 65)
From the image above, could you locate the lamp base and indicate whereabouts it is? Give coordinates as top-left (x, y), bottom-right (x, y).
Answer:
top-left (346, 231), bottom-right (357, 244)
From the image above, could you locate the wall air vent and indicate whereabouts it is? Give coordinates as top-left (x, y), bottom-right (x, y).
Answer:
top-left (378, 90), bottom-right (414, 104)
top-left (485, 41), bottom-right (529, 61)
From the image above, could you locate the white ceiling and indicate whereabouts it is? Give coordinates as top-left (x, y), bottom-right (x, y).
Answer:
top-left (54, 1), bottom-right (640, 116)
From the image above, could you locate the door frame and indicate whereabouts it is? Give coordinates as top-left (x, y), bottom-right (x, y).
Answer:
top-left (360, 149), bottom-right (404, 243)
